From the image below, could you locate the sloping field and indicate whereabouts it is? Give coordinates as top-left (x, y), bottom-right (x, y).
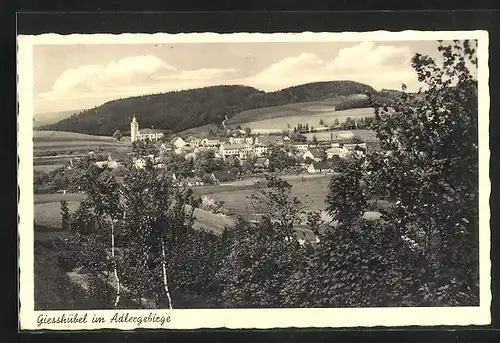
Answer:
top-left (33, 131), bottom-right (132, 169)
top-left (195, 174), bottom-right (332, 216)
top-left (34, 193), bottom-right (235, 234)
top-left (177, 123), bottom-right (220, 137)
top-left (226, 97), bottom-right (364, 124)
top-left (34, 130), bottom-right (115, 142)
top-left (229, 107), bottom-right (375, 134)
top-left (34, 131), bottom-right (129, 153)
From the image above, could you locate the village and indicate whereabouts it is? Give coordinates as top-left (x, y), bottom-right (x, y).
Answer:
top-left (90, 115), bottom-right (371, 187)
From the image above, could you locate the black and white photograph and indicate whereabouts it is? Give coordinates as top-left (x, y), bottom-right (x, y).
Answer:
top-left (18, 31), bottom-right (490, 329)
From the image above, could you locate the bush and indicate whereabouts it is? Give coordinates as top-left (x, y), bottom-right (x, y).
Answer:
top-left (57, 251), bottom-right (79, 272)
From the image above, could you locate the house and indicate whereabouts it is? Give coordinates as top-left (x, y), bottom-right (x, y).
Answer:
top-left (307, 161), bottom-right (333, 174)
top-left (171, 136), bottom-right (187, 150)
top-left (136, 128), bottom-right (165, 142)
top-left (185, 135), bottom-right (201, 147)
top-left (219, 143), bottom-right (246, 159)
top-left (183, 177), bottom-right (204, 187)
top-left (253, 145), bottom-right (268, 157)
top-left (94, 151), bottom-right (129, 169)
top-left (201, 138), bottom-right (220, 147)
top-left (179, 146), bottom-right (198, 155)
top-left (211, 170), bottom-right (238, 183)
top-left (292, 143), bottom-right (309, 151)
top-left (302, 148), bottom-right (326, 162)
top-left (228, 136), bottom-right (243, 144)
top-left (326, 146), bottom-right (349, 159)
top-left (343, 143), bottom-right (368, 151)
top-left (160, 143), bottom-right (173, 152)
top-left (94, 161), bottom-right (108, 169)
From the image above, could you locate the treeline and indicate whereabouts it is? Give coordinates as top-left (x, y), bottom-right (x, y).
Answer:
top-left (41, 81), bottom-right (379, 136)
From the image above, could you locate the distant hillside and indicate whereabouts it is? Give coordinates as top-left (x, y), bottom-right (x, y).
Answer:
top-left (34, 110), bottom-right (80, 127)
top-left (42, 81), bottom-right (378, 136)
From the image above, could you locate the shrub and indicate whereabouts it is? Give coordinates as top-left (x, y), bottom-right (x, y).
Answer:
top-left (57, 251), bottom-right (79, 272)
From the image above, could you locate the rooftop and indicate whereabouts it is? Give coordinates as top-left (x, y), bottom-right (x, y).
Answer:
top-left (139, 128), bottom-right (163, 134)
top-left (221, 143), bottom-right (247, 150)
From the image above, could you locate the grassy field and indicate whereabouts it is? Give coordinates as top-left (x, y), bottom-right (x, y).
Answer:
top-left (34, 130), bottom-right (116, 142)
top-left (228, 107), bottom-right (375, 134)
top-left (195, 174), bottom-right (332, 217)
top-left (33, 130), bottom-right (132, 172)
top-left (33, 173), bottom-right (332, 232)
top-left (227, 97), bottom-right (367, 124)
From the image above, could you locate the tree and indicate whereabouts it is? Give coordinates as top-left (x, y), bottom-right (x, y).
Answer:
top-left (113, 130), bottom-right (123, 141)
top-left (283, 40), bottom-right (480, 308)
top-left (312, 135), bottom-right (318, 145)
top-left (363, 39), bottom-right (479, 305)
top-left (344, 117), bottom-right (355, 130)
top-left (216, 176), bottom-right (311, 307)
top-left (351, 135), bottom-right (363, 144)
top-left (60, 200), bottom-right (70, 231)
top-left (319, 118), bottom-right (325, 126)
top-left (268, 147), bottom-right (297, 172)
top-left (244, 127), bottom-right (252, 136)
top-left (72, 161), bottom-right (203, 309)
top-left (194, 151), bottom-right (225, 175)
top-left (325, 156), bottom-right (366, 226)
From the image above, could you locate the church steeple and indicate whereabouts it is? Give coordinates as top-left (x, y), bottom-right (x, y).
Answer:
top-left (130, 115), bottom-right (139, 142)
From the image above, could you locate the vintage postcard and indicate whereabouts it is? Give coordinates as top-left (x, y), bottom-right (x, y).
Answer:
top-left (18, 30), bottom-right (490, 330)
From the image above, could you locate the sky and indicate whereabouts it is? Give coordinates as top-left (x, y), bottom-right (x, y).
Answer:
top-left (32, 40), bottom-right (468, 114)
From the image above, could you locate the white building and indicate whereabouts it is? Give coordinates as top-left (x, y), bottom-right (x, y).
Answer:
top-left (171, 137), bottom-right (187, 150)
top-left (201, 138), bottom-right (220, 147)
top-left (130, 116), bottom-right (164, 142)
top-left (326, 147), bottom-right (349, 159)
top-left (253, 145), bottom-right (268, 157)
top-left (229, 136), bottom-right (255, 145)
top-left (219, 143), bottom-right (245, 159)
top-left (292, 143), bottom-right (309, 151)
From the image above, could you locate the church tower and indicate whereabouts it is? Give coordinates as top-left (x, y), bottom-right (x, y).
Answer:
top-left (130, 115), bottom-right (139, 142)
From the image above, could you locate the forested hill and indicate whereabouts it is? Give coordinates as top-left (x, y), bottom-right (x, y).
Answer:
top-left (41, 81), bottom-right (377, 136)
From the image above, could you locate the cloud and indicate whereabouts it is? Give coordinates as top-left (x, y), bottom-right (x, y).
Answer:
top-left (36, 42), bottom-right (425, 112)
top-left (247, 42), bottom-right (419, 92)
top-left (36, 55), bottom-right (238, 112)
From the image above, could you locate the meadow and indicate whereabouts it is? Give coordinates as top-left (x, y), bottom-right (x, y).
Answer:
top-left (226, 97), bottom-right (367, 124)
top-left (228, 107), bottom-right (375, 134)
top-left (33, 174), bottom-right (333, 231)
top-left (195, 174), bottom-right (332, 217)
top-left (33, 130), bottom-right (132, 172)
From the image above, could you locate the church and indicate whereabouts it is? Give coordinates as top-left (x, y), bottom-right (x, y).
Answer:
top-left (130, 116), bottom-right (164, 142)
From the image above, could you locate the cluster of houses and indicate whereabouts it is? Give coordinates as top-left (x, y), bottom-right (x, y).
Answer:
top-left (89, 124), bottom-right (368, 186)
top-left (164, 132), bottom-right (367, 174)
